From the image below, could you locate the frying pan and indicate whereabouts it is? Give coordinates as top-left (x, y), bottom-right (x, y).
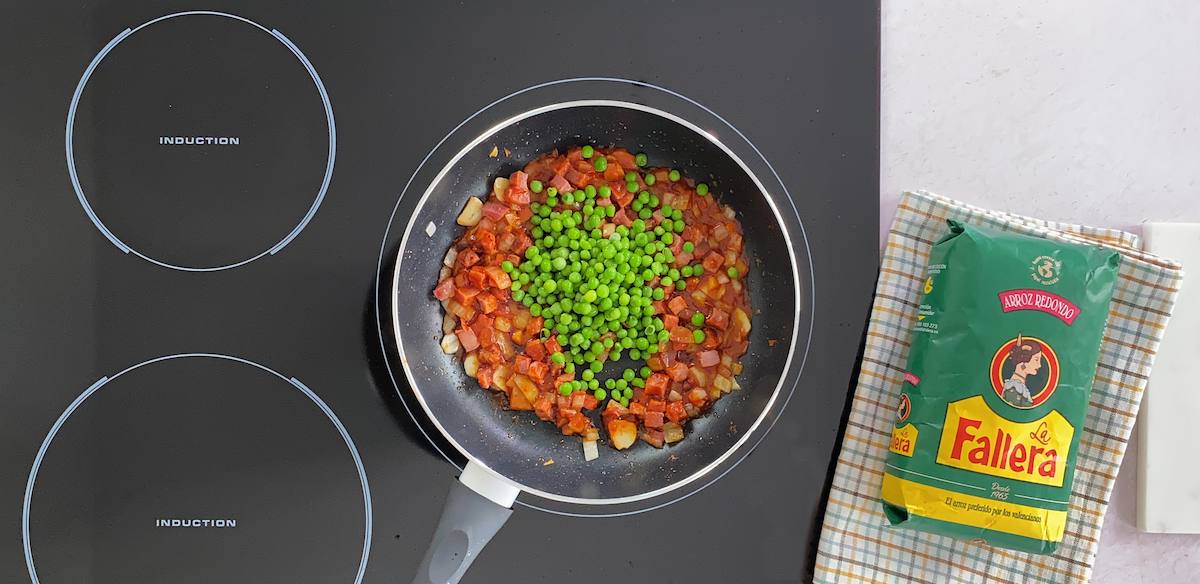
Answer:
top-left (387, 85), bottom-right (812, 583)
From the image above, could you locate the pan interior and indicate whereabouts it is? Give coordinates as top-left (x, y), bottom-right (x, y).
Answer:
top-left (394, 102), bottom-right (798, 503)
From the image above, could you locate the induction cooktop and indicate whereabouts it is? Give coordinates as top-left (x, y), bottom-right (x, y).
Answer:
top-left (0, 3), bottom-right (879, 583)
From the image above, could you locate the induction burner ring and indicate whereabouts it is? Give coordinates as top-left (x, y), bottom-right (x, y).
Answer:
top-left (21, 353), bottom-right (371, 584)
top-left (65, 11), bottom-right (336, 272)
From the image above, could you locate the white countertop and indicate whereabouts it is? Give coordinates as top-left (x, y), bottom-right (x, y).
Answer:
top-left (882, 2), bottom-right (1200, 582)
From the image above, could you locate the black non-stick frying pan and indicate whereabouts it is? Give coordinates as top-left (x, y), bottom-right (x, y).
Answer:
top-left (386, 83), bottom-right (812, 584)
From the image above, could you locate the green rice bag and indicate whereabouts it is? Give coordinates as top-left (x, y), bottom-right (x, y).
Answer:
top-left (881, 220), bottom-right (1120, 554)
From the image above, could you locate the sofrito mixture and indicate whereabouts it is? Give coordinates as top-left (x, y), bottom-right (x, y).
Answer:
top-left (433, 146), bottom-right (752, 461)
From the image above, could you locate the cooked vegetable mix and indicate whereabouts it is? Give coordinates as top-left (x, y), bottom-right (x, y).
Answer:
top-left (434, 146), bottom-right (752, 458)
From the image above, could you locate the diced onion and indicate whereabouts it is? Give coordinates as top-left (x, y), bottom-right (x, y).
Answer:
top-left (583, 439), bottom-right (599, 461)
top-left (440, 334), bottom-right (460, 354)
top-left (492, 177), bottom-right (510, 198)
top-left (602, 223), bottom-right (616, 238)
top-left (425, 222), bottom-right (436, 237)
top-left (463, 353), bottom-right (479, 376)
top-left (512, 309), bottom-right (530, 329)
top-left (442, 313), bottom-right (457, 335)
top-left (723, 206), bottom-right (736, 219)
top-left (663, 422), bottom-right (684, 444)
top-left (443, 248), bottom-right (458, 267)
top-left (492, 366), bottom-right (511, 392)
top-left (456, 197), bottom-right (484, 226)
top-left (439, 266), bottom-right (451, 282)
top-left (714, 375), bottom-right (733, 393)
top-left (733, 307), bottom-right (752, 336)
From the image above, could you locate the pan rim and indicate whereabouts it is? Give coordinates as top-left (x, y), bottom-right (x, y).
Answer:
top-left (392, 97), bottom-right (804, 505)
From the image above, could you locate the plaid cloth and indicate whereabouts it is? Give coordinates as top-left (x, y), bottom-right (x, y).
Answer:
top-left (814, 191), bottom-right (1184, 584)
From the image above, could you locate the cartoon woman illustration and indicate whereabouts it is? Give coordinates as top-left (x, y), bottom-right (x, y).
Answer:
top-left (1002, 337), bottom-right (1044, 407)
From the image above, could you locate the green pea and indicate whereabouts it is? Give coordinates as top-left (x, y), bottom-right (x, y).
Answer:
top-left (594, 388), bottom-right (607, 400)
top-left (692, 312), bottom-right (705, 326)
top-left (635, 152), bottom-right (648, 167)
top-left (668, 169), bottom-right (681, 182)
top-left (593, 157), bottom-right (607, 172)
top-left (696, 183), bottom-right (709, 196)
top-left (644, 173), bottom-right (656, 186)
top-left (682, 241), bottom-right (695, 253)
top-left (581, 145), bottom-right (594, 158)
top-left (693, 329), bottom-right (706, 343)
top-left (530, 180), bottom-right (543, 193)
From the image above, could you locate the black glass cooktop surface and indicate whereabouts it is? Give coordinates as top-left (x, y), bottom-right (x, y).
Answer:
top-left (0, 2), bottom-right (879, 583)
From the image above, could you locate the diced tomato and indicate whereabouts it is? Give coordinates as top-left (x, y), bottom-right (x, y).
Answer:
top-left (615, 189), bottom-right (634, 207)
top-left (644, 373), bottom-right (670, 398)
top-left (566, 413), bottom-right (590, 435)
top-left (456, 328), bottom-right (479, 352)
top-left (697, 350), bottom-right (721, 367)
top-left (525, 339), bottom-right (546, 360)
top-left (668, 296), bottom-right (688, 315)
top-left (533, 396), bottom-right (554, 420)
top-left (687, 388), bottom-right (708, 407)
top-left (466, 267), bottom-right (488, 288)
top-left (570, 392), bottom-right (586, 411)
top-left (662, 314), bottom-right (679, 330)
top-left (603, 163), bottom-right (624, 181)
top-left (525, 316), bottom-right (544, 336)
top-left (643, 411), bottom-right (664, 429)
top-left (514, 355), bottom-right (531, 374)
top-left (665, 401), bottom-right (688, 423)
top-left (670, 327), bottom-right (693, 343)
top-left (509, 171), bottom-right (528, 191)
top-left (611, 150), bottom-right (636, 169)
top-left (479, 345), bottom-right (502, 365)
top-left (628, 402), bottom-right (647, 416)
top-left (546, 337), bottom-right (563, 355)
top-left (702, 251), bottom-right (725, 272)
top-left (476, 230), bottom-right (497, 253)
top-left (451, 286), bottom-right (479, 304)
top-left (476, 293), bottom-right (499, 314)
top-left (476, 365), bottom-right (494, 389)
top-left (651, 300), bottom-right (666, 315)
top-left (646, 399), bottom-right (666, 413)
top-left (527, 360), bottom-right (548, 382)
top-left (604, 400), bottom-right (629, 420)
top-left (554, 373), bottom-right (574, 388)
top-left (506, 188), bottom-right (530, 205)
top-left (433, 278), bottom-right (454, 301)
top-left (583, 395), bottom-right (599, 410)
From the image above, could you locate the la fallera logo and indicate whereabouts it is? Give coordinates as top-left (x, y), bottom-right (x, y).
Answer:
top-left (990, 335), bottom-right (1060, 409)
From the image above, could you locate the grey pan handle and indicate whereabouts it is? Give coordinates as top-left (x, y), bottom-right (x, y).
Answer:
top-left (412, 461), bottom-right (520, 584)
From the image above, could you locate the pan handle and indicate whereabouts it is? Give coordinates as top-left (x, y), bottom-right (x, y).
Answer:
top-left (412, 460), bottom-right (520, 584)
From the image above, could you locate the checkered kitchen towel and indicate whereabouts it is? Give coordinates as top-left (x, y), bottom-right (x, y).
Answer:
top-left (814, 191), bottom-right (1184, 583)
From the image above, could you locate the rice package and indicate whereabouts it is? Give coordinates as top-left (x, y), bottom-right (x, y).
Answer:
top-left (881, 220), bottom-right (1120, 554)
